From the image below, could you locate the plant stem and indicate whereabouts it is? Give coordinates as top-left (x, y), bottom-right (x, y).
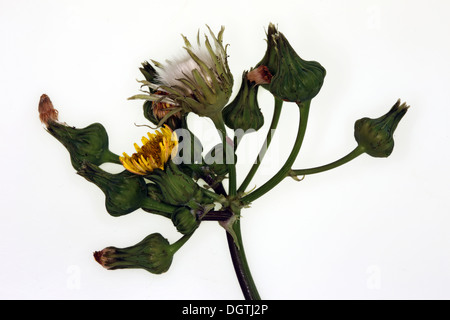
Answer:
top-left (101, 149), bottom-right (122, 165)
top-left (200, 170), bottom-right (228, 196)
top-left (241, 100), bottom-right (311, 204)
top-left (201, 209), bottom-right (233, 221)
top-left (238, 97), bottom-right (283, 194)
top-left (225, 218), bottom-right (260, 300)
top-left (202, 187), bottom-right (226, 203)
top-left (210, 114), bottom-right (237, 196)
top-left (170, 233), bottom-right (193, 254)
top-left (288, 145), bottom-right (365, 178)
top-left (141, 197), bottom-right (177, 218)
top-left (210, 113), bottom-right (260, 300)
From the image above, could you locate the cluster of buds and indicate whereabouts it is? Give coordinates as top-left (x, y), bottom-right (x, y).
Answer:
top-left (40, 23), bottom-right (409, 296)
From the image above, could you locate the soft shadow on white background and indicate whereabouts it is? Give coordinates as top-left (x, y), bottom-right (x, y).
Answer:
top-left (1, 0), bottom-right (449, 299)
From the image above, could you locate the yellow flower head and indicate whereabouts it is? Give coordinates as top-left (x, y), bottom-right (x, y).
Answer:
top-left (120, 125), bottom-right (177, 175)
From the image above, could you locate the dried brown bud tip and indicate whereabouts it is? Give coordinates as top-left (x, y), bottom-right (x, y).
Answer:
top-left (247, 65), bottom-right (273, 85)
top-left (93, 248), bottom-right (115, 270)
top-left (38, 94), bottom-right (58, 126)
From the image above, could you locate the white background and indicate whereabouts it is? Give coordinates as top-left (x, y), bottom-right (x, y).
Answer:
top-left (1, 0), bottom-right (449, 300)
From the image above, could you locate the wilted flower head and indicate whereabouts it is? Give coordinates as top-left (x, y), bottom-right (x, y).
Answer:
top-left (246, 65), bottom-right (273, 85)
top-left (131, 26), bottom-right (233, 123)
top-left (38, 94), bottom-right (59, 126)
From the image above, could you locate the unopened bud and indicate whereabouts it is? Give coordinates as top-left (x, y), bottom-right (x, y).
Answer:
top-left (46, 121), bottom-right (121, 170)
top-left (148, 161), bottom-right (203, 207)
top-left (94, 233), bottom-right (173, 274)
top-left (256, 23), bottom-right (326, 102)
top-left (171, 207), bottom-right (199, 234)
top-left (77, 162), bottom-right (147, 216)
top-left (354, 99), bottom-right (409, 158)
top-left (222, 71), bottom-right (264, 132)
top-left (40, 94), bottom-right (120, 170)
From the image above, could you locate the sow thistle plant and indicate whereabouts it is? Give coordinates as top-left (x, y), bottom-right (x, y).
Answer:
top-left (39, 23), bottom-right (409, 300)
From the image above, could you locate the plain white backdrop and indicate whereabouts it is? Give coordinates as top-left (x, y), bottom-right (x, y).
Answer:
top-left (1, 0), bottom-right (450, 300)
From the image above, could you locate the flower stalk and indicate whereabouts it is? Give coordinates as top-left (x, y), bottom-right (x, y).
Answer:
top-left (288, 146), bottom-right (365, 179)
top-left (238, 97), bottom-right (283, 194)
top-left (242, 100), bottom-right (311, 204)
top-left (210, 113), bottom-right (237, 196)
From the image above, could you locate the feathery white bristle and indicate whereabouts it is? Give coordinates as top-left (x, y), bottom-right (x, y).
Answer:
top-left (156, 44), bottom-right (218, 92)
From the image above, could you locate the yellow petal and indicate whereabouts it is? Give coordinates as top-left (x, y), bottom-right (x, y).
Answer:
top-left (134, 143), bottom-right (142, 153)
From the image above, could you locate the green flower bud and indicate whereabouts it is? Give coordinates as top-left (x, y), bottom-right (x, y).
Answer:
top-left (39, 94), bottom-right (120, 170)
top-left (148, 161), bottom-right (204, 207)
top-left (94, 233), bottom-right (173, 274)
top-left (222, 71), bottom-right (264, 132)
top-left (354, 99), bottom-right (409, 158)
top-left (257, 23), bottom-right (326, 103)
top-left (77, 162), bottom-right (147, 216)
top-left (171, 207), bottom-right (199, 235)
top-left (46, 121), bottom-right (120, 170)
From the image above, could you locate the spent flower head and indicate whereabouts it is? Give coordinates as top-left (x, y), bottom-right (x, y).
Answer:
top-left (38, 94), bottom-right (59, 125)
top-left (131, 26), bottom-right (233, 124)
